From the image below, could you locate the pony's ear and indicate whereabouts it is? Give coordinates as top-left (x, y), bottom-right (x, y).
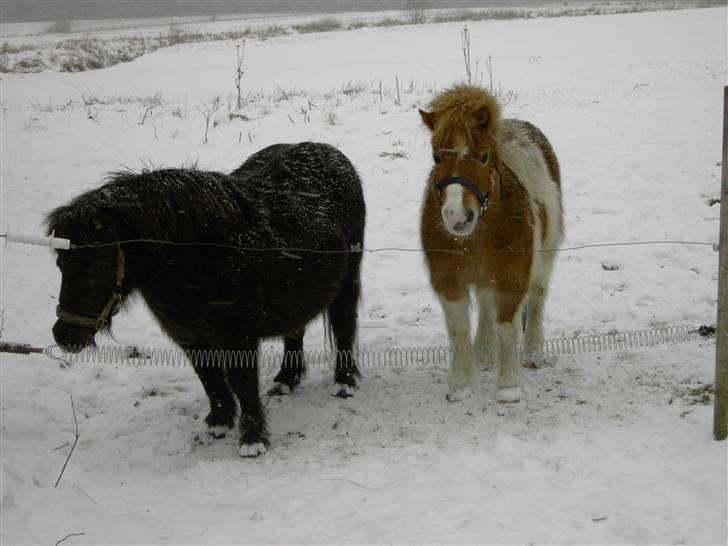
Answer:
top-left (419, 109), bottom-right (436, 131)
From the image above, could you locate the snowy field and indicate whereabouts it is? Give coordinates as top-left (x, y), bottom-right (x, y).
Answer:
top-left (1, 7), bottom-right (727, 545)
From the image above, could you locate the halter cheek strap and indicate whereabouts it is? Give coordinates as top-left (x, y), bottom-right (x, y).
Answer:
top-left (435, 176), bottom-right (491, 218)
top-left (56, 245), bottom-right (126, 332)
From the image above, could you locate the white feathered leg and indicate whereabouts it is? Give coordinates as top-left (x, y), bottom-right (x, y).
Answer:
top-left (439, 295), bottom-right (474, 402)
top-left (474, 288), bottom-right (497, 370)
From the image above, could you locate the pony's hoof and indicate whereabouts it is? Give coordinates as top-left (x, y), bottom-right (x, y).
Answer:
top-left (474, 346), bottom-right (496, 370)
top-left (207, 425), bottom-right (229, 439)
top-left (446, 386), bottom-right (472, 402)
top-left (476, 358), bottom-right (496, 372)
top-left (205, 410), bottom-right (234, 430)
top-left (332, 383), bottom-right (355, 398)
top-left (497, 387), bottom-right (522, 403)
top-left (524, 354), bottom-right (555, 369)
top-left (239, 442), bottom-right (268, 458)
top-left (267, 382), bottom-right (292, 396)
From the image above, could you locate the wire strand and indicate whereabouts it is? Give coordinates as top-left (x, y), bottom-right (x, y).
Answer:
top-left (0, 234), bottom-right (715, 255)
top-left (1, 232), bottom-right (718, 254)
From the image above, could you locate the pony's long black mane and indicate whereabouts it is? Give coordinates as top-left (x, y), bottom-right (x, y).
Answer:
top-left (44, 168), bottom-right (255, 245)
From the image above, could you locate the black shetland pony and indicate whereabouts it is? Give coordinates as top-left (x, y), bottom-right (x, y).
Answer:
top-left (46, 142), bottom-right (366, 457)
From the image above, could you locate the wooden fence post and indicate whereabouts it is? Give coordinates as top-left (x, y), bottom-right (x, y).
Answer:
top-left (714, 85), bottom-right (728, 441)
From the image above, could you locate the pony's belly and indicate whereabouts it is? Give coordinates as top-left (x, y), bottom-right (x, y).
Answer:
top-left (141, 257), bottom-right (346, 341)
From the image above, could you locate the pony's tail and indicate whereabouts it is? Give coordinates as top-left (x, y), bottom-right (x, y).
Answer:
top-left (323, 254), bottom-right (363, 364)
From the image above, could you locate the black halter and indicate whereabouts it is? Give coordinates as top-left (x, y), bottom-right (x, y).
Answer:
top-left (435, 176), bottom-right (491, 218)
top-left (56, 245), bottom-right (126, 332)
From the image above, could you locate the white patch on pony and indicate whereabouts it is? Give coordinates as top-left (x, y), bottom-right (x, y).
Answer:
top-left (496, 121), bottom-right (564, 359)
top-left (441, 184), bottom-right (476, 236)
top-left (446, 386), bottom-right (472, 402)
top-left (495, 318), bottom-right (522, 401)
top-left (208, 424), bottom-right (230, 439)
top-left (332, 383), bottom-right (355, 398)
top-left (269, 382), bottom-right (291, 396)
top-left (239, 442), bottom-right (267, 458)
top-left (497, 120), bottom-right (564, 257)
top-left (438, 295), bottom-right (474, 401)
top-left (496, 386), bottom-right (522, 403)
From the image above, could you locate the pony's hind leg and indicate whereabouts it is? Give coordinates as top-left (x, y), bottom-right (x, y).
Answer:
top-left (495, 294), bottom-right (526, 403)
top-left (225, 343), bottom-right (269, 457)
top-left (329, 256), bottom-right (363, 398)
top-left (524, 283), bottom-right (547, 361)
top-left (268, 328), bottom-right (306, 396)
top-left (524, 252), bottom-right (557, 365)
top-left (473, 288), bottom-right (497, 371)
top-left (439, 293), bottom-right (475, 402)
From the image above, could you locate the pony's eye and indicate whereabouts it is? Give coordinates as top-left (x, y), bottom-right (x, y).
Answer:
top-left (479, 152), bottom-right (489, 164)
top-left (433, 153), bottom-right (441, 165)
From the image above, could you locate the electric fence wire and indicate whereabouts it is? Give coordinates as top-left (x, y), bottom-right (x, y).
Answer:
top-left (0, 232), bottom-right (719, 254)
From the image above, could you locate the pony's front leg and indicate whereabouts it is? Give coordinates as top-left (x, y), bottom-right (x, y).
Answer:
top-left (226, 346), bottom-right (270, 457)
top-left (495, 294), bottom-right (526, 403)
top-left (438, 294), bottom-right (474, 402)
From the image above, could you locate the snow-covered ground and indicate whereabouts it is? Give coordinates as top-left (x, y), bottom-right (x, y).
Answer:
top-left (1, 7), bottom-right (727, 545)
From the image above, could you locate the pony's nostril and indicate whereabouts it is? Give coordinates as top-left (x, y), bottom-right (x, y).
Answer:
top-left (465, 209), bottom-right (475, 223)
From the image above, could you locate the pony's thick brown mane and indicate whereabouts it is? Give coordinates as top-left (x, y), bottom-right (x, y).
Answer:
top-left (427, 83), bottom-right (502, 147)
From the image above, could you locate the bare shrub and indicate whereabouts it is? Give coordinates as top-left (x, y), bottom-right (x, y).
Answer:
top-left (347, 21), bottom-right (370, 30)
top-left (372, 17), bottom-right (406, 28)
top-left (235, 41), bottom-right (245, 110)
top-left (273, 87), bottom-right (305, 102)
top-left (46, 20), bottom-right (73, 34)
top-left (13, 55), bottom-right (47, 73)
top-left (198, 97), bottom-right (221, 144)
top-left (1, 42), bottom-right (36, 55)
top-left (379, 150), bottom-right (409, 160)
top-left (255, 25), bottom-right (290, 40)
top-left (342, 81), bottom-right (367, 97)
top-left (293, 18), bottom-right (342, 34)
top-left (406, 0), bottom-right (427, 24)
top-left (324, 111), bottom-right (338, 126)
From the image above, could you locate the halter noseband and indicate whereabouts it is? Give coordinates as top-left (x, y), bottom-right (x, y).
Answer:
top-left (56, 245), bottom-right (126, 332)
top-left (435, 176), bottom-right (491, 218)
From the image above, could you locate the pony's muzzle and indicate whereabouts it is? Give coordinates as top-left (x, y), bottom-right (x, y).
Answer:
top-left (52, 319), bottom-right (95, 352)
top-left (441, 195), bottom-right (478, 236)
top-left (458, 209), bottom-right (476, 227)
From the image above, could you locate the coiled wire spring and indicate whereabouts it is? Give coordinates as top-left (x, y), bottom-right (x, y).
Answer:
top-left (41, 324), bottom-right (700, 368)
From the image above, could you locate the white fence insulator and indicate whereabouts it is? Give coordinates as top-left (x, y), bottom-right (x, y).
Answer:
top-left (3, 229), bottom-right (71, 250)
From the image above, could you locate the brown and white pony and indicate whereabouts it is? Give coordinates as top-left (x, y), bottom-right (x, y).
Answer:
top-left (419, 84), bottom-right (563, 403)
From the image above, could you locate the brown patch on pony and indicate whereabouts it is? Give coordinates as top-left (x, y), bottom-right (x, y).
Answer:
top-left (536, 201), bottom-right (548, 246)
top-left (420, 161), bottom-right (534, 316)
top-left (419, 84), bottom-right (534, 315)
top-left (420, 83), bottom-right (502, 153)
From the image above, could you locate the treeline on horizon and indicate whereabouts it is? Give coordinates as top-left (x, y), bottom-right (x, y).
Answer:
top-left (1, 0), bottom-right (524, 23)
